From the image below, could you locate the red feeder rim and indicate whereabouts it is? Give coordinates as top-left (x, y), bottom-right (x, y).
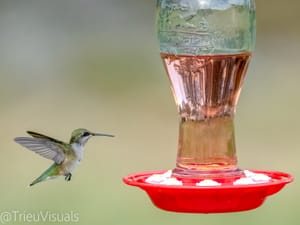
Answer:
top-left (123, 170), bottom-right (293, 213)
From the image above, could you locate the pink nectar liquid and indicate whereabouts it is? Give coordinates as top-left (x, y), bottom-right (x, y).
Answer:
top-left (161, 52), bottom-right (251, 176)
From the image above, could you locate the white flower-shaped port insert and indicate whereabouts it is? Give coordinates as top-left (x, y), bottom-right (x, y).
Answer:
top-left (145, 170), bottom-right (182, 186)
top-left (196, 179), bottom-right (221, 186)
top-left (233, 170), bottom-right (271, 185)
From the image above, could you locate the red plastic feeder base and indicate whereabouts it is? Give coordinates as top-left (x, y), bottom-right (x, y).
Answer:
top-left (123, 170), bottom-right (292, 213)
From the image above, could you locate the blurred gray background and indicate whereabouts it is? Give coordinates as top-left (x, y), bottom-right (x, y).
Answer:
top-left (0, 0), bottom-right (299, 224)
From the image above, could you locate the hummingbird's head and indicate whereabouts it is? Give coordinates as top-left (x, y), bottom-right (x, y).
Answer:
top-left (70, 128), bottom-right (114, 145)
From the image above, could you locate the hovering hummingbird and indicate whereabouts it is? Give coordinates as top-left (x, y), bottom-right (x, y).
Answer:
top-left (14, 128), bottom-right (114, 186)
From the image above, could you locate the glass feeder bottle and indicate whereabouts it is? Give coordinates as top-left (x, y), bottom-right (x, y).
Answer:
top-left (156, 0), bottom-right (256, 177)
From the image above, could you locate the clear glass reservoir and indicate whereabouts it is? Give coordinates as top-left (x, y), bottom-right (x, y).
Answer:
top-left (157, 0), bottom-right (256, 176)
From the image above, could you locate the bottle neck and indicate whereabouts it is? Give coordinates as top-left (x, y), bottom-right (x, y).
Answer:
top-left (173, 116), bottom-right (240, 177)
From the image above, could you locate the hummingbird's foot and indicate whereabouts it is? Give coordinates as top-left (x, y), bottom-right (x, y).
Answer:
top-left (65, 173), bottom-right (72, 181)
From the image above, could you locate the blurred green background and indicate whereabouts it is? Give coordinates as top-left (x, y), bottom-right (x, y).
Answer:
top-left (0, 0), bottom-right (299, 224)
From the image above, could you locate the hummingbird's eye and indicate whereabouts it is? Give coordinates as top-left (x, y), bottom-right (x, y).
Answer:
top-left (83, 132), bottom-right (90, 137)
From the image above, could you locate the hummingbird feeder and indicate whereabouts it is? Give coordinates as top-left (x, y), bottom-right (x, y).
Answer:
top-left (123, 0), bottom-right (292, 213)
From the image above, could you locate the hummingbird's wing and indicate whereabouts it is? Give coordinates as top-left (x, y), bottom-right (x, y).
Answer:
top-left (27, 131), bottom-right (65, 145)
top-left (14, 136), bottom-right (67, 164)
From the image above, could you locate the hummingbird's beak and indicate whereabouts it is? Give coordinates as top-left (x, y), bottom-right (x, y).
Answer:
top-left (92, 132), bottom-right (114, 137)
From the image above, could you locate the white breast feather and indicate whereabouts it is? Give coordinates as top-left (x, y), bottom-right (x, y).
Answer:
top-left (64, 143), bottom-right (84, 172)
top-left (71, 143), bottom-right (84, 161)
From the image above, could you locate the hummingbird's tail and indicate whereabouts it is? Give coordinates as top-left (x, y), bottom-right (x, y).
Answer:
top-left (29, 163), bottom-right (59, 186)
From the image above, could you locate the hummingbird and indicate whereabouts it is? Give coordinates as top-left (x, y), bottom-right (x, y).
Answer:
top-left (14, 128), bottom-right (114, 186)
